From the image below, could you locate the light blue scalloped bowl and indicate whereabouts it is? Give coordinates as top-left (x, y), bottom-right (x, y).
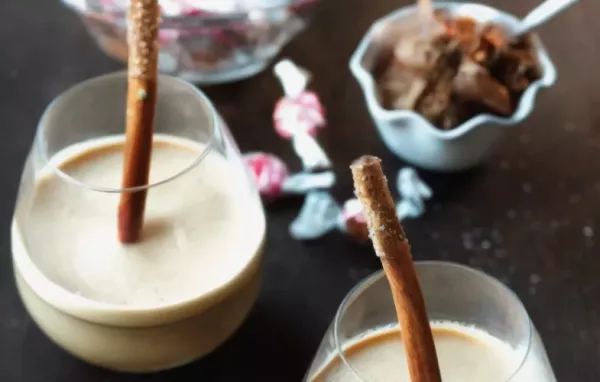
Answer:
top-left (350, 2), bottom-right (557, 172)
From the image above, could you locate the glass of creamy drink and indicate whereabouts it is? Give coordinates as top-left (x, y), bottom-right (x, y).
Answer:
top-left (306, 261), bottom-right (556, 382)
top-left (11, 72), bottom-right (266, 372)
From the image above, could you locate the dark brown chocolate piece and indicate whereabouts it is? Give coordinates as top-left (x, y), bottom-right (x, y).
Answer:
top-left (415, 40), bottom-right (461, 121)
top-left (453, 58), bottom-right (511, 115)
top-left (379, 68), bottom-right (428, 110)
top-left (497, 48), bottom-right (542, 93)
top-left (394, 37), bottom-right (441, 72)
top-left (470, 24), bottom-right (508, 67)
top-left (450, 16), bottom-right (479, 51)
top-left (373, 12), bottom-right (543, 130)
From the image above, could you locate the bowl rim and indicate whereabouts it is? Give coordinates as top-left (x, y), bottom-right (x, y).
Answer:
top-left (349, 2), bottom-right (558, 141)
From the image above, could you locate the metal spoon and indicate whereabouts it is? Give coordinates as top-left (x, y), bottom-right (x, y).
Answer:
top-left (515, 0), bottom-right (578, 36)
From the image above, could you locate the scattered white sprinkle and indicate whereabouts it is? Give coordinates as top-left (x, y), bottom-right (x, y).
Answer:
top-left (137, 88), bottom-right (147, 100)
top-left (522, 183), bottom-right (532, 193)
top-left (583, 226), bottom-right (594, 238)
top-left (529, 274), bottom-right (541, 284)
top-left (481, 240), bottom-right (492, 250)
top-left (431, 232), bottom-right (440, 240)
top-left (507, 210), bottom-right (517, 219)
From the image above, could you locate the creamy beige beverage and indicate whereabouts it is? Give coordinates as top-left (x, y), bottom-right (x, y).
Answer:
top-left (311, 321), bottom-right (552, 382)
top-left (12, 134), bottom-right (266, 371)
top-left (18, 134), bottom-right (265, 306)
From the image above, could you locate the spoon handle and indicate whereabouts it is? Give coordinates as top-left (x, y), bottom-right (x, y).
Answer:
top-left (518, 0), bottom-right (578, 35)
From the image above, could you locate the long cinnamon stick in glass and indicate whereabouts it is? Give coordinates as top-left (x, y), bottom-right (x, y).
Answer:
top-left (350, 156), bottom-right (442, 382)
top-left (118, 0), bottom-right (160, 243)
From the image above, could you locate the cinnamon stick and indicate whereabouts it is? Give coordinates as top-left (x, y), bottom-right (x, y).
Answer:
top-left (418, 0), bottom-right (434, 22)
top-left (350, 156), bottom-right (441, 382)
top-left (118, 0), bottom-right (160, 243)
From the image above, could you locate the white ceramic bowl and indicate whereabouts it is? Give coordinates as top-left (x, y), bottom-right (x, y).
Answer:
top-left (350, 2), bottom-right (557, 172)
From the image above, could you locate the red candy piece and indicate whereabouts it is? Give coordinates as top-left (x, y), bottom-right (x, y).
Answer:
top-left (244, 152), bottom-right (289, 199)
top-left (273, 91), bottom-right (326, 139)
top-left (342, 199), bottom-right (369, 243)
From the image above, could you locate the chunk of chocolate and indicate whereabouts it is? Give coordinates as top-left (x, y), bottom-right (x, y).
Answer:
top-left (497, 48), bottom-right (542, 93)
top-left (414, 38), bottom-right (462, 122)
top-left (378, 67), bottom-right (428, 110)
top-left (393, 36), bottom-right (441, 73)
top-left (452, 58), bottom-right (511, 116)
top-left (373, 13), bottom-right (542, 130)
top-left (450, 16), bottom-right (479, 51)
top-left (469, 24), bottom-right (508, 67)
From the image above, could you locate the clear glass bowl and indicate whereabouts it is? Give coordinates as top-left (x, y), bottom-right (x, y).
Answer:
top-left (63, 0), bottom-right (319, 84)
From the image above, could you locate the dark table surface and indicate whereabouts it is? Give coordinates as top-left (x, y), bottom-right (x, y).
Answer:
top-left (1, 0), bottom-right (599, 380)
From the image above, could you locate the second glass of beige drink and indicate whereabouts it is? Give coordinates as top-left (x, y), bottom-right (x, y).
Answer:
top-left (305, 261), bottom-right (557, 382)
top-left (11, 72), bottom-right (266, 372)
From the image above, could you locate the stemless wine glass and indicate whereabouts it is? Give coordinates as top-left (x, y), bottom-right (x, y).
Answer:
top-left (11, 72), bottom-right (266, 372)
top-left (305, 261), bottom-right (556, 381)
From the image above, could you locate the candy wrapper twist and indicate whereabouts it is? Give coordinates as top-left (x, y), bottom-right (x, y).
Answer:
top-left (242, 59), bottom-right (432, 242)
top-left (273, 59), bottom-right (330, 171)
top-left (290, 167), bottom-right (433, 242)
top-left (244, 152), bottom-right (335, 200)
top-left (244, 59), bottom-right (333, 199)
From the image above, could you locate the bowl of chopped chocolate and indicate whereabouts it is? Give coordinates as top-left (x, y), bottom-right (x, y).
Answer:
top-left (350, 2), bottom-right (557, 172)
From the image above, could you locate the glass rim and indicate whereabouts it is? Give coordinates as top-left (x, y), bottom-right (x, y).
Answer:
top-left (67, 0), bottom-right (302, 20)
top-left (34, 71), bottom-right (217, 194)
top-left (333, 261), bottom-right (533, 382)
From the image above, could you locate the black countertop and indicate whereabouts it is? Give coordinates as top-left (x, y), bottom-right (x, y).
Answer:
top-left (1, 0), bottom-right (599, 380)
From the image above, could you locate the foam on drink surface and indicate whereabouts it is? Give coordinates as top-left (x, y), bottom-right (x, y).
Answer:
top-left (310, 321), bottom-right (553, 382)
top-left (17, 135), bottom-right (265, 307)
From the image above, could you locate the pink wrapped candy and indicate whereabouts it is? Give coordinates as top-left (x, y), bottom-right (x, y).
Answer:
top-left (341, 199), bottom-right (369, 243)
top-left (273, 59), bottom-right (330, 171)
top-left (273, 91), bottom-right (326, 139)
top-left (244, 152), bottom-right (289, 199)
top-left (244, 152), bottom-right (336, 200)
